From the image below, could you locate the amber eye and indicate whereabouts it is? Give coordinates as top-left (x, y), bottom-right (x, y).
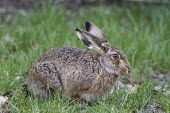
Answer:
top-left (111, 54), bottom-right (120, 60)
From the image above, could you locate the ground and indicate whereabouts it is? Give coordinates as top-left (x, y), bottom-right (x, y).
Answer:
top-left (0, 2), bottom-right (170, 113)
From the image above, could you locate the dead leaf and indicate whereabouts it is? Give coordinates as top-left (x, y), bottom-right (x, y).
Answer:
top-left (163, 90), bottom-right (170, 96)
top-left (4, 34), bottom-right (15, 43)
top-left (0, 90), bottom-right (14, 110)
top-left (143, 104), bottom-right (155, 113)
top-left (14, 76), bottom-right (21, 81)
top-left (111, 81), bottom-right (140, 94)
top-left (154, 85), bottom-right (163, 92)
top-left (151, 73), bottom-right (168, 79)
top-left (126, 84), bottom-right (139, 93)
top-left (0, 96), bottom-right (8, 107)
top-left (141, 102), bottom-right (165, 113)
top-left (153, 78), bottom-right (169, 94)
top-left (124, 77), bottom-right (143, 84)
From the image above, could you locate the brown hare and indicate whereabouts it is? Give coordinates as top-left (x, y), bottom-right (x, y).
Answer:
top-left (28, 21), bottom-right (131, 104)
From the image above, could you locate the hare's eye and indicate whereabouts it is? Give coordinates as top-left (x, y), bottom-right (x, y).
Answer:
top-left (111, 54), bottom-right (119, 60)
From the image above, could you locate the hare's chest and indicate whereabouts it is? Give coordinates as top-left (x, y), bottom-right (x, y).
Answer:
top-left (94, 74), bottom-right (117, 94)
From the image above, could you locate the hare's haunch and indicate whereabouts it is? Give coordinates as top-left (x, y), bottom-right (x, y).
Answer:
top-left (28, 21), bottom-right (131, 103)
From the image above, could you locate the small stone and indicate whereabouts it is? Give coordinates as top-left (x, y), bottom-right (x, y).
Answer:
top-left (14, 76), bottom-right (21, 81)
top-left (0, 96), bottom-right (8, 107)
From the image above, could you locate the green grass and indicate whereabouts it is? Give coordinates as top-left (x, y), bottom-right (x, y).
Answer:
top-left (0, 3), bottom-right (170, 112)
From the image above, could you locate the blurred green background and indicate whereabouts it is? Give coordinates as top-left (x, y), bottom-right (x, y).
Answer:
top-left (0, 0), bottom-right (169, 112)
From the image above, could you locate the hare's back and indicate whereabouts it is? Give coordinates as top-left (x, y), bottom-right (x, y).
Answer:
top-left (33, 47), bottom-right (98, 88)
top-left (35, 46), bottom-right (94, 64)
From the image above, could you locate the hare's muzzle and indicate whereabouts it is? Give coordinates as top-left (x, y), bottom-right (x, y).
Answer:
top-left (127, 67), bottom-right (132, 74)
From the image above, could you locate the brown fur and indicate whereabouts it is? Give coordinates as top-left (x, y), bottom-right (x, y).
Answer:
top-left (28, 21), bottom-right (131, 103)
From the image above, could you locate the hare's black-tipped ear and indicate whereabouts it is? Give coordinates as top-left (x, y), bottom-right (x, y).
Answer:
top-left (85, 21), bottom-right (107, 42)
top-left (75, 28), bottom-right (93, 49)
top-left (75, 28), bottom-right (105, 54)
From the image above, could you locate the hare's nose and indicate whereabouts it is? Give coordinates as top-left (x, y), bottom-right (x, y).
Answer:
top-left (128, 70), bottom-right (131, 74)
top-left (127, 67), bottom-right (132, 74)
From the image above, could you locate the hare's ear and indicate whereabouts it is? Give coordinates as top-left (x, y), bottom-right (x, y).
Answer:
top-left (75, 28), bottom-right (109, 54)
top-left (85, 21), bottom-right (107, 42)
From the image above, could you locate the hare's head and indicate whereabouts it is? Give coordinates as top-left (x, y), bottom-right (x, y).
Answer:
top-left (75, 21), bottom-right (131, 76)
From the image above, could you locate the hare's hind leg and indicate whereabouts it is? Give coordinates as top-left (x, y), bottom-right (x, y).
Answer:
top-left (28, 61), bottom-right (63, 100)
